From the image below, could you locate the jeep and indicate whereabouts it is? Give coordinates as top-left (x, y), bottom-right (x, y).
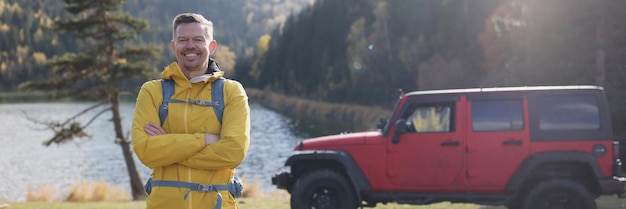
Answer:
top-left (271, 85), bottom-right (626, 209)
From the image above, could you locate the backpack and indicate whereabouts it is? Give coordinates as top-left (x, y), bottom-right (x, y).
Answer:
top-left (158, 77), bottom-right (225, 126)
top-left (149, 77), bottom-right (244, 203)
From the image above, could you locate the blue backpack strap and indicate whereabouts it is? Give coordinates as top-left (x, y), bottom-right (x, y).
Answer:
top-left (158, 79), bottom-right (173, 126)
top-left (159, 78), bottom-right (225, 126)
top-left (148, 178), bottom-right (243, 209)
top-left (159, 79), bottom-right (184, 126)
top-left (212, 78), bottom-right (225, 124)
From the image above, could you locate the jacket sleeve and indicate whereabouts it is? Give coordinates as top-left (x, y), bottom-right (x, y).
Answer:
top-left (131, 81), bottom-right (207, 168)
top-left (178, 80), bottom-right (250, 170)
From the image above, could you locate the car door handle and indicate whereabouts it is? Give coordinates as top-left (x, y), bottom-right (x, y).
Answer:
top-left (441, 141), bottom-right (460, 146)
top-left (502, 140), bottom-right (523, 145)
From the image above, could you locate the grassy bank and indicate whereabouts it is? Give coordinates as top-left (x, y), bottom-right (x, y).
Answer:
top-left (0, 91), bottom-right (57, 103)
top-left (7, 181), bottom-right (626, 209)
top-left (0, 91), bottom-right (137, 103)
top-left (3, 196), bottom-right (626, 209)
top-left (246, 88), bottom-right (392, 131)
top-left (1, 200), bottom-right (481, 209)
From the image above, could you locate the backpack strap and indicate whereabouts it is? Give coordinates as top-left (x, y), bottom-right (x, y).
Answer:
top-left (144, 176), bottom-right (243, 209)
top-left (211, 78), bottom-right (225, 124)
top-left (159, 79), bottom-right (184, 126)
top-left (158, 78), bottom-right (226, 126)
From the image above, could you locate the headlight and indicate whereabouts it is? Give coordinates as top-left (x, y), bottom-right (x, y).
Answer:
top-left (276, 165), bottom-right (291, 174)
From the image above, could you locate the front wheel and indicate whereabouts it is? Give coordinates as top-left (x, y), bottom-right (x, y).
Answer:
top-left (290, 169), bottom-right (358, 209)
top-left (522, 179), bottom-right (596, 209)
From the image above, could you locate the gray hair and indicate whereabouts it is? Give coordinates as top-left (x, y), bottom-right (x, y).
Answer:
top-left (172, 13), bottom-right (214, 40)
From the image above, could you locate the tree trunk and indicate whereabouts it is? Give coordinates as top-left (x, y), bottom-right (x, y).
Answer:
top-left (110, 92), bottom-right (147, 200)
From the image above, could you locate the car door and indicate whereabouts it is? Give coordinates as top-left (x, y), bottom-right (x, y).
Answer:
top-left (466, 95), bottom-right (529, 189)
top-left (387, 96), bottom-right (465, 188)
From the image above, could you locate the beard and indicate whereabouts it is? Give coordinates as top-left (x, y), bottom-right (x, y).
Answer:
top-left (180, 55), bottom-right (208, 72)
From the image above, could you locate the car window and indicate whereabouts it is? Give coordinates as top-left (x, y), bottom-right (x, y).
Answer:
top-left (472, 100), bottom-right (523, 131)
top-left (403, 102), bottom-right (454, 133)
top-left (538, 95), bottom-right (600, 130)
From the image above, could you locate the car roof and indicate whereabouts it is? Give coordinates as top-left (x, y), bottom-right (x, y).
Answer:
top-left (405, 85), bottom-right (604, 97)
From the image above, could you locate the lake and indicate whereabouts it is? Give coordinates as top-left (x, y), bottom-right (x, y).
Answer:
top-left (0, 101), bottom-right (351, 202)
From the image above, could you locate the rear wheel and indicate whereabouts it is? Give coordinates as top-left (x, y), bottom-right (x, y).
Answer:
top-left (290, 169), bottom-right (358, 209)
top-left (505, 200), bottom-right (522, 209)
top-left (522, 179), bottom-right (596, 209)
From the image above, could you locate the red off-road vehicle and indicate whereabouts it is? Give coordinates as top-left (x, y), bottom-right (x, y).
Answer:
top-left (272, 86), bottom-right (626, 209)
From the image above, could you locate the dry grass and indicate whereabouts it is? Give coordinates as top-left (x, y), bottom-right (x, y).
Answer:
top-left (241, 178), bottom-right (262, 198)
top-left (27, 181), bottom-right (129, 202)
top-left (26, 185), bottom-right (54, 202)
top-left (6, 195), bottom-right (626, 209)
top-left (65, 181), bottom-right (129, 202)
top-left (25, 178), bottom-right (266, 203)
top-left (19, 180), bottom-right (626, 208)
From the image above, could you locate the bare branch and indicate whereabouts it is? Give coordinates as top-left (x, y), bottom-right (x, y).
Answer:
top-left (23, 110), bottom-right (60, 130)
top-left (42, 122), bottom-right (89, 146)
top-left (22, 100), bottom-right (111, 146)
top-left (58, 100), bottom-right (109, 127)
top-left (83, 107), bottom-right (112, 128)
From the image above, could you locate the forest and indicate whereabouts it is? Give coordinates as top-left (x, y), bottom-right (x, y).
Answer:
top-left (0, 0), bottom-right (311, 89)
top-left (4, 0), bottom-right (626, 135)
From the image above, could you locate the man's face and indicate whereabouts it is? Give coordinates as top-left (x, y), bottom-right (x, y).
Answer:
top-left (170, 23), bottom-right (216, 74)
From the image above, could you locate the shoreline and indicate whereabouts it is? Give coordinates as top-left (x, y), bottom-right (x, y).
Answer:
top-left (246, 88), bottom-right (392, 132)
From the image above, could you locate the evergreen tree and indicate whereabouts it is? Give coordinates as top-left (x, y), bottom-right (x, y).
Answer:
top-left (256, 0), bottom-right (367, 102)
top-left (19, 0), bottom-right (160, 200)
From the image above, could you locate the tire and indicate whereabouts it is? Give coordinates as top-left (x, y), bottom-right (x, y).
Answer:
top-left (505, 201), bottom-right (522, 209)
top-left (522, 179), bottom-right (596, 209)
top-left (290, 169), bottom-right (358, 209)
top-left (506, 205), bottom-right (521, 209)
top-left (506, 185), bottom-right (530, 209)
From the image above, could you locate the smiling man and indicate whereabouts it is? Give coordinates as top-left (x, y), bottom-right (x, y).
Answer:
top-left (131, 13), bottom-right (250, 209)
top-left (171, 14), bottom-right (216, 78)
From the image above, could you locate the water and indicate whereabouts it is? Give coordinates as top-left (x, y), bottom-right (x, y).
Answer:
top-left (0, 101), bottom-right (351, 202)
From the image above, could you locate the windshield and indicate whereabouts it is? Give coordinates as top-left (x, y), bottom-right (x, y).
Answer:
top-left (380, 94), bottom-right (404, 135)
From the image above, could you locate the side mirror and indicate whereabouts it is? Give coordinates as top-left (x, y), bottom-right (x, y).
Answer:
top-left (377, 118), bottom-right (388, 130)
top-left (392, 119), bottom-right (407, 144)
top-left (394, 119), bottom-right (407, 135)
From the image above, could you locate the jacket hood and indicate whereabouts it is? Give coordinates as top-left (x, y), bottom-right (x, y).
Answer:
top-left (161, 58), bottom-right (224, 83)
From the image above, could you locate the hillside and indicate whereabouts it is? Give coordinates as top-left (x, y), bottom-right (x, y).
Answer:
top-left (4, 0), bottom-right (626, 136)
top-left (0, 0), bottom-right (311, 90)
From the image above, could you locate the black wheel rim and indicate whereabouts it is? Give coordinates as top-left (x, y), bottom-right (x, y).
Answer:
top-left (537, 192), bottom-right (582, 209)
top-left (309, 186), bottom-right (341, 209)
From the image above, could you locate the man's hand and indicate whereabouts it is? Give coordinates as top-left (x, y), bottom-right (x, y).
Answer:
top-left (144, 122), bottom-right (167, 136)
top-left (144, 122), bottom-right (219, 145)
top-left (204, 133), bottom-right (220, 145)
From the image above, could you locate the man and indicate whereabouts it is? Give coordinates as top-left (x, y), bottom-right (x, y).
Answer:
top-left (131, 13), bottom-right (250, 209)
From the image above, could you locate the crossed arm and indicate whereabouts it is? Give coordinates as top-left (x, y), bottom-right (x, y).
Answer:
top-left (144, 122), bottom-right (219, 145)
top-left (131, 80), bottom-right (250, 170)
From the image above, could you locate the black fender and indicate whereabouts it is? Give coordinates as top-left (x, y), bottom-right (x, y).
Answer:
top-left (505, 151), bottom-right (605, 193)
top-left (285, 150), bottom-right (372, 198)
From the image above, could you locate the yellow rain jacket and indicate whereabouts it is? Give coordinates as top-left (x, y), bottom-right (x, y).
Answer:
top-left (132, 61), bottom-right (250, 209)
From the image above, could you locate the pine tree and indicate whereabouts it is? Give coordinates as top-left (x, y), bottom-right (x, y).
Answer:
top-left (19, 0), bottom-right (160, 200)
